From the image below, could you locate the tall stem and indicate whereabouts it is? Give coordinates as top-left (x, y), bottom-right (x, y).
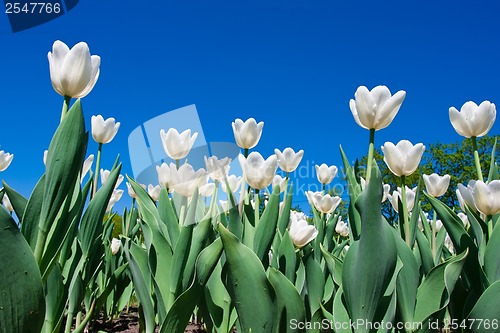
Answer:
top-left (176, 159), bottom-right (180, 169)
top-left (60, 96), bottom-right (71, 122)
top-left (92, 143), bottom-right (103, 197)
top-left (366, 129), bottom-right (375, 182)
top-left (254, 189), bottom-right (260, 225)
top-left (431, 211), bottom-right (437, 262)
top-left (472, 136), bottom-right (484, 182)
top-left (401, 176), bottom-right (410, 245)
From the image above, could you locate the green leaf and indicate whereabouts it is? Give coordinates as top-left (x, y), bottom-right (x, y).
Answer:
top-left (415, 228), bottom-right (434, 275)
top-left (466, 279), bottom-right (500, 332)
top-left (277, 231), bottom-right (297, 282)
top-left (320, 244), bottom-right (343, 287)
top-left (305, 255), bottom-right (325, 316)
top-left (332, 288), bottom-right (352, 333)
top-left (268, 268), bottom-right (306, 333)
top-left (253, 185), bottom-right (280, 263)
top-left (484, 219), bottom-right (500, 284)
top-left (277, 185), bottom-right (293, 236)
top-left (341, 163), bottom-right (397, 333)
top-left (21, 175), bottom-right (45, 250)
top-left (340, 146), bottom-right (361, 240)
top-left (0, 208), bottom-right (45, 333)
top-left (158, 188), bottom-right (180, 249)
top-left (219, 225), bottom-right (276, 333)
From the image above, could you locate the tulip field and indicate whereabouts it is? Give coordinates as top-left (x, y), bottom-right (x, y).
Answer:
top-left (2, 40), bottom-right (500, 333)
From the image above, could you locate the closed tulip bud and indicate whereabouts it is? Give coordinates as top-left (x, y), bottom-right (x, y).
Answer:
top-left (81, 155), bottom-right (94, 182)
top-left (91, 115), bottom-right (120, 144)
top-left (472, 180), bottom-right (500, 216)
top-left (100, 169), bottom-right (123, 189)
top-left (272, 175), bottom-right (287, 193)
top-left (232, 118), bottom-right (264, 149)
top-left (221, 175), bottom-right (242, 194)
top-left (456, 181), bottom-right (477, 212)
top-left (308, 192), bottom-right (342, 214)
top-left (160, 128), bottom-right (198, 160)
top-left (156, 162), bottom-right (173, 189)
top-left (349, 85), bottom-right (406, 131)
top-left (43, 150), bottom-right (48, 166)
top-left (204, 156), bottom-right (231, 182)
top-left (170, 163), bottom-right (207, 197)
top-left (315, 164), bottom-right (337, 185)
top-left (199, 182), bottom-right (215, 197)
top-left (274, 148), bottom-right (304, 173)
top-left (382, 140), bottom-right (425, 177)
top-left (423, 173), bottom-right (451, 197)
top-left (238, 152), bottom-right (277, 190)
top-left (48, 40), bottom-right (100, 98)
top-left (335, 219), bottom-right (350, 237)
top-left (2, 193), bottom-right (13, 212)
top-left (0, 151), bottom-right (13, 172)
top-left (106, 189), bottom-right (123, 213)
top-left (449, 101), bottom-right (496, 138)
top-left (389, 186), bottom-right (417, 213)
top-left (148, 184), bottom-right (161, 202)
top-left (111, 238), bottom-right (121, 255)
top-left (288, 212), bottom-right (318, 248)
top-left (457, 212), bottom-right (469, 228)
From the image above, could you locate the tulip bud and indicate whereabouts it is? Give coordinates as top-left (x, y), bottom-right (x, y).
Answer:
top-left (472, 180), bottom-right (500, 216)
top-left (315, 164), bottom-right (337, 185)
top-left (389, 186), bottom-right (417, 213)
top-left (48, 40), bottom-right (100, 98)
top-left (335, 219), bottom-right (350, 237)
top-left (307, 191), bottom-right (341, 214)
top-left (126, 182), bottom-right (146, 199)
top-left (160, 128), bottom-right (198, 160)
top-left (382, 140), bottom-right (425, 177)
top-left (156, 162), bottom-right (173, 189)
top-left (199, 182), bottom-right (215, 197)
top-left (221, 175), bottom-right (242, 194)
top-left (2, 193), bottom-right (13, 212)
top-left (449, 101), bottom-right (496, 138)
top-left (274, 148), bottom-right (304, 173)
top-left (100, 169), bottom-right (124, 189)
top-left (238, 152), bottom-right (278, 190)
top-left (169, 163), bottom-right (207, 198)
top-left (349, 85), bottom-right (406, 131)
top-left (272, 175), bottom-right (287, 193)
top-left (81, 155), bottom-right (94, 182)
top-left (111, 238), bottom-right (121, 255)
top-left (0, 151), bottom-right (14, 172)
top-left (148, 184), bottom-right (161, 202)
top-left (456, 181), bottom-right (477, 212)
top-left (232, 118), bottom-right (264, 149)
top-left (288, 211), bottom-right (318, 248)
top-left (423, 173), bottom-right (450, 197)
top-left (106, 189), bottom-right (123, 213)
top-left (91, 115), bottom-right (120, 144)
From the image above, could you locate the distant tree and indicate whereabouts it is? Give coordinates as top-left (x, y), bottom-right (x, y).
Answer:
top-left (358, 135), bottom-right (499, 222)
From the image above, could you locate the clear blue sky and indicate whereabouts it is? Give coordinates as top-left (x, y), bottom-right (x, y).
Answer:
top-left (1, 0), bottom-right (499, 209)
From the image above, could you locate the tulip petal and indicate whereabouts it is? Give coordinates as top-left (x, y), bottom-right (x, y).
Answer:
top-left (60, 42), bottom-right (93, 97)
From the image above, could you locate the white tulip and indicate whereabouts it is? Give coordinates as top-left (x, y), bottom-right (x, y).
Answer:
top-left (308, 192), bottom-right (342, 214)
top-left (423, 173), bottom-right (450, 197)
top-left (148, 184), bottom-right (161, 202)
top-left (204, 156), bottom-right (231, 182)
top-left (221, 175), bottom-right (242, 194)
top-left (170, 163), bottom-right (207, 197)
top-left (111, 238), bottom-right (121, 255)
top-left (389, 186), bottom-right (417, 213)
top-left (456, 181), bottom-right (477, 212)
top-left (274, 148), bottom-right (304, 173)
top-left (435, 219), bottom-right (443, 231)
top-left (449, 101), bottom-right (496, 138)
top-left (160, 128), bottom-right (198, 160)
top-left (305, 190), bottom-right (322, 207)
top-left (81, 155), bottom-right (94, 182)
top-left (457, 212), bottom-right (469, 228)
top-left (472, 180), bottom-right (500, 216)
top-left (106, 189), bottom-right (123, 213)
top-left (199, 182), bottom-right (216, 197)
top-left (100, 169), bottom-right (124, 189)
top-left (48, 40), bottom-right (100, 98)
top-left (349, 85), bottom-right (406, 131)
top-left (238, 152), bottom-right (277, 190)
top-left (91, 115), bottom-right (120, 144)
top-left (156, 162), bottom-right (173, 189)
top-left (444, 234), bottom-right (454, 254)
top-left (335, 219), bottom-right (350, 237)
top-left (2, 193), bottom-right (13, 212)
top-left (126, 182), bottom-right (146, 199)
top-left (232, 118), bottom-right (264, 149)
top-left (272, 175), bottom-right (287, 193)
top-left (0, 151), bottom-right (14, 172)
top-left (288, 211), bottom-right (318, 248)
top-left (315, 164), bottom-right (338, 185)
top-left (382, 140), bottom-right (425, 177)
top-left (43, 150), bottom-right (48, 166)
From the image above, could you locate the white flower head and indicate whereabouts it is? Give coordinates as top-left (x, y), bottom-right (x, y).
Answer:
top-left (91, 115), bottom-right (120, 144)
top-left (238, 152), bottom-right (278, 190)
top-left (0, 151), bottom-right (14, 172)
top-left (232, 118), bottom-right (264, 149)
top-left (315, 164), bottom-right (338, 185)
top-left (449, 101), bottom-right (496, 138)
top-left (160, 128), bottom-right (198, 160)
top-left (274, 148), bottom-right (304, 173)
top-left (382, 140), bottom-right (425, 177)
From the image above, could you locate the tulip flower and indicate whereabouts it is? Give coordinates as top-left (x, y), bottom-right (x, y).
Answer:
top-left (307, 191), bottom-right (342, 214)
top-left (205, 156), bottom-right (231, 182)
top-left (43, 150), bottom-right (48, 166)
top-left (449, 101), bottom-right (496, 138)
top-left (160, 128), bottom-right (198, 161)
top-left (335, 219), bottom-right (350, 237)
top-left (170, 163), bottom-right (207, 197)
top-left (100, 169), bottom-right (124, 189)
top-left (349, 85), bottom-right (406, 131)
top-left (148, 184), bottom-right (161, 202)
top-left (272, 175), bottom-right (287, 193)
top-left (288, 211), bottom-right (318, 248)
top-left (81, 155), bottom-right (94, 182)
top-left (48, 40), bottom-right (100, 98)
top-left (232, 118), bottom-right (264, 150)
top-left (111, 238), bottom-right (121, 255)
top-left (382, 140), bottom-right (425, 177)
top-left (221, 175), bottom-right (242, 194)
top-left (457, 181), bottom-right (477, 212)
top-left (0, 151), bottom-right (13, 172)
top-left (126, 182), bottom-right (146, 199)
top-left (199, 182), bottom-right (215, 197)
top-left (315, 164), bottom-right (338, 185)
top-left (274, 148), bottom-right (304, 173)
top-left (91, 115), bottom-right (120, 144)
top-left (106, 189), bottom-right (123, 213)
top-left (389, 186), bottom-right (417, 213)
top-left (360, 177), bottom-right (391, 202)
top-left (457, 212), bottom-right (469, 228)
top-left (2, 193), bottom-right (13, 212)
top-left (156, 162), bottom-right (173, 189)
top-left (423, 173), bottom-right (451, 197)
top-left (238, 152), bottom-right (277, 190)
top-left (472, 180), bottom-right (500, 216)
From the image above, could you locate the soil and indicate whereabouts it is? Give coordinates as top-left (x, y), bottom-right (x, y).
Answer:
top-left (86, 307), bottom-right (207, 333)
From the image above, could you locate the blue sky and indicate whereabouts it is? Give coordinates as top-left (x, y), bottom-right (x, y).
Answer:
top-left (1, 0), bottom-right (499, 209)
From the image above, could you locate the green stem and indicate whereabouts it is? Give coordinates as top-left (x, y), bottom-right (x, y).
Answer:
top-left (60, 95), bottom-right (71, 122)
top-left (401, 176), bottom-right (410, 245)
top-left (92, 143), bottom-right (103, 198)
top-left (33, 225), bottom-right (47, 265)
top-left (487, 215), bottom-right (493, 239)
top-left (176, 159), bottom-right (180, 169)
top-left (472, 136), bottom-right (484, 182)
top-left (366, 129), bottom-right (375, 182)
top-left (431, 211), bottom-right (437, 262)
top-left (254, 189), bottom-right (260, 225)
top-left (244, 148), bottom-right (249, 158)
